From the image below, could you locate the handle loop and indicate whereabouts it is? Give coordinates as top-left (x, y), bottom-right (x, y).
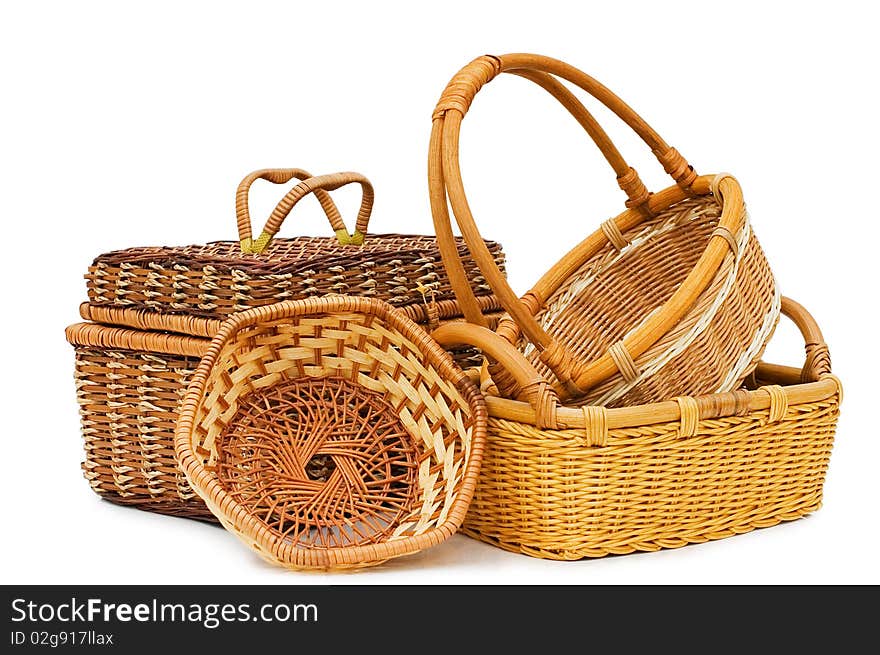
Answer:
top-left (237, 168), bottom-right (339, 252)
top-left (432, 321), bottom-right (559, 429)
top-left (237, 171), bottom-right (373, 254)
top-left (779, 297), bottom-right (831, 383)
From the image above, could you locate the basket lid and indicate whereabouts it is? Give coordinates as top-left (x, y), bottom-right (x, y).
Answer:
top-left (85, 234), bottom-right (503, 320)
top-left (83, 168), bottom-right (504, 322)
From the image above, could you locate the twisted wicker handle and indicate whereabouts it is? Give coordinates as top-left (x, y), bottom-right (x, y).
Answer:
top-left (429, 57), bottom-right (660, 329)
top-left (434, 54), bottom-right (696, 192)
top-left (237, 168), bottom-right (341, 251)
top-left (430, 53), bottom-right (717, 398)
top-left (434, 297), bottom-right (831, 428)
top-left (237, 170), bottom-right (373, 254)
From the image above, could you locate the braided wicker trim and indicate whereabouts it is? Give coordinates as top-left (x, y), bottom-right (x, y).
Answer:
top-left (79, 294), bottom-right (505, 339)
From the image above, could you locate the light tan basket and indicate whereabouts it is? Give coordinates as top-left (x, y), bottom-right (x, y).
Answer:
top-left (434, 298), bottom-right (841, 559)
top-left (175, 297), bottom-right (486, 570)
top-left (430, 53), bottom-right (779, 407)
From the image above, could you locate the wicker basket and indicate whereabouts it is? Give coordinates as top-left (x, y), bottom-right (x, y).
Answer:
top-left (67, 168), bottom-right (506, 520)
top-left (430, 53), bottom-right (779, 407)
top-left (175, 297), bottom-right (486, 570)
top-left (433, 297), bottom-right (841, 559)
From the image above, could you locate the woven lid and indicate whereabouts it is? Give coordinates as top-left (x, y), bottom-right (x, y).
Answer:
top-left (83, 169), bottom-right (504, 322)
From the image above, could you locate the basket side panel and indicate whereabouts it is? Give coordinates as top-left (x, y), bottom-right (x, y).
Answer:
top-left (72, 345), bottom-right (215, 521)
top-left (597, 228), bottom-right (779, 407)
top-left (465, 392), bottom-right (839, 560)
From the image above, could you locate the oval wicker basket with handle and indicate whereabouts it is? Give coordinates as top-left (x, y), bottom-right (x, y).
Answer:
top-left (430, 53), bottom-right (779, 407)
top-left (433, 297), bottom-right (841, 560)
top-left (174, 296), bottom-right (486, 570)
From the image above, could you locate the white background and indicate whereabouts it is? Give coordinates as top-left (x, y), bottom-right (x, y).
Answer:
top-left (1, 1), bottom-right (877, 584)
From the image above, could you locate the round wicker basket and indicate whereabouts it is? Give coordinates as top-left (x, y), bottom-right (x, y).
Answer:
top-left (174, 296), bottom-right (486, 570)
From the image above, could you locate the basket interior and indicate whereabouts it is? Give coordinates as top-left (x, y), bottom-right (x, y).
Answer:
top-left (522, 195), bottom-right (778, 407)
top-left (188, 310), bottom-right (476, 552)
top-left (530, 198), bottom-right (720, 369)
top-left (215, 377), bottom-right (419, 548)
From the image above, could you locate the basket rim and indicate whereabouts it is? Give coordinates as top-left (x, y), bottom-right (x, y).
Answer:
top-left (173, 296), bottom-right (487, 569)
top-left (436, 296), bottom-right (839, 434)
top-left (72, 294), bottom-right (505, 340)
top-left (482, 364), bottom-right (840, 435)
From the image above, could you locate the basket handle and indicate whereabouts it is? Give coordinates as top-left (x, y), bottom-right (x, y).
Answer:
top-left (237, 168), bottom-right (340, 250)
top-left (434, 297), bottom-right (830, 427)
top-left (780, 297), bottom-right (832, 383)
top-left (429, 65), bottom-right (646, 329)
top-left (430, 53), bottom-right (702, 396)
top-left (432, 321), bottom-right (560, 428)
top-left (237, 170), bottom-right (373, 254)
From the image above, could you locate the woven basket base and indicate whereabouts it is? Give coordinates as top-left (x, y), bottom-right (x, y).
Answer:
top-left (214, 377), bottom-right (420, 550)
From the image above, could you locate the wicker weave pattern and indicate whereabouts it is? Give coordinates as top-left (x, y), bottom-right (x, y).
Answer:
top-left (215, 378), bottom-right (420, 548)
top-left (78, 294), bottom-right (504, 339)
top-left (465, 383), bottom-right (839, 559)
top-left (72, 344), bottom-right (214, 519)
top-left (175, 297), bottom-right (486, 570)
top-left (86, 236), bottom-right (504, 319)
top-left (521, 198), bottom-right (779, 406)
top-left (67, 309), bottom-right (502, 520)
top-left (433, 297), bottom-right (841, 559)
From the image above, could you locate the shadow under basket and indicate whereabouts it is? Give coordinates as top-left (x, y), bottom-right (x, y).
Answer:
top-left (174, 297), bottom-right (486, 570)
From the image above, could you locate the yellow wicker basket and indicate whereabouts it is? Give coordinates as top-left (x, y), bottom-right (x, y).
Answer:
top-left (434, 297), bottom-right (841, 559)
top-left (175, 296), bottom-right (486, 570)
